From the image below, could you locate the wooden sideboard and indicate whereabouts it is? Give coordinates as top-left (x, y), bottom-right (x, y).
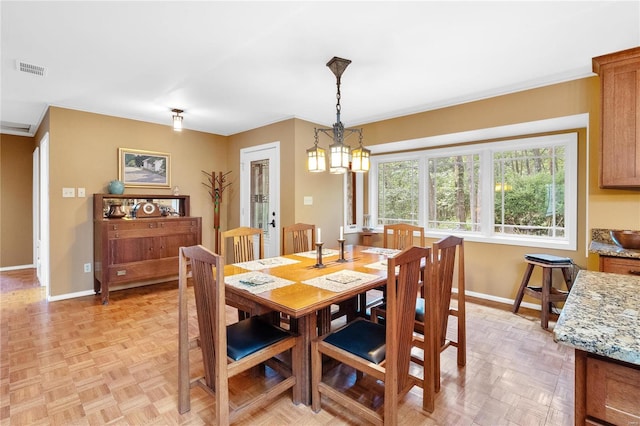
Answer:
top-left (93, 193), bottom-right (202, 304)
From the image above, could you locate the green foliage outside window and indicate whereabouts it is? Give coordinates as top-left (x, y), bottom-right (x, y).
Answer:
top-left (494, 147), bottom-right (565, 237)
top-left (377, 159), bottom-right (419, 226)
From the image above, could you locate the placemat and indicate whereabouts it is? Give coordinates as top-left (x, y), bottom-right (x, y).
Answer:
top-left (293, 248), bottom-right (340, 259)
top-left (302, 270), bottom-right (381, 293)
top-left (225, 272), bottom-right (294, 294)
top-left (233, 256), bottom-right (300, 271)
top-left (361, 247), bottom-right (402, 257)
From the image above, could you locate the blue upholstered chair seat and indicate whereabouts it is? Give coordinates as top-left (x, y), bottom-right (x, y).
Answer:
top-left (227, 317), bottom-right (293, 361)
top-left (323, 319), bottom-right (386, 364)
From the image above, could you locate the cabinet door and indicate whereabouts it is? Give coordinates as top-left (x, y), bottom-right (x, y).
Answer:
top-left (109, 237), bottom-right (155, 264)
top-left (595, 48), bottom-right (640, 187)
top-left (586, 356), bottom-right (640, 424)
top-left (158, 233), bottom-right (199, 258)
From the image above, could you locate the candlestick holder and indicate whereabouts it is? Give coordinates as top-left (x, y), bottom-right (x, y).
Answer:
top-left (337, 239), bottom-right (347, 263)
top-left (314, 242), bottom-right (326, 268)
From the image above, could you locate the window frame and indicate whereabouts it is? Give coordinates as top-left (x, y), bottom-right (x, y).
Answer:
top-left (369, 152), bottom-right (425, 228)
top-left (366, 132), bottom-right (578, 250)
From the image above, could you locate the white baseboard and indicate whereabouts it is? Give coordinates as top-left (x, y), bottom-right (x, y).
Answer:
top-left (0, 264), bottom-right (35, 272)
top-left (48, 277), bottom-right (178, 302)
top-left (453, 287), bottom-right (542, 312)
top-left (48, 290), bottom-right (95, 302)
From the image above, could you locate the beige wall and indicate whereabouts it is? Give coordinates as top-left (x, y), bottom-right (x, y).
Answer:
top-left (0, 134), bottom-right (35, 267)
top-left (2, 74), bottom-right (639, 304)
top-left (42, 107), bottom-right (226, 297)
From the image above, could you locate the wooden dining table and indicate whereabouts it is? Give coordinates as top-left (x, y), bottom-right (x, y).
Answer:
top-left (223, 244), bottom-right (399, 405)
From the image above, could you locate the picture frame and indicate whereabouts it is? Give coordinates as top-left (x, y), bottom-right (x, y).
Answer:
top-left (118, 148), bottom-right (171, 189)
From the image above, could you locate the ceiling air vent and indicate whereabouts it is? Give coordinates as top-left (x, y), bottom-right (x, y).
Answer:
top-left (16, 60), bottom-right (46, 77)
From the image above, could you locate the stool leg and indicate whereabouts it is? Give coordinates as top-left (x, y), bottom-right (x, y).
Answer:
top-left (561, 266), bottom-right (573, 291)
top-left (512, 263), bottom-right (535, 313)
top-left (541, 267), bottom-right (551, 329)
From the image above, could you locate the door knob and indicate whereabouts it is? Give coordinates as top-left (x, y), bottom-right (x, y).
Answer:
top-left (270, 219), bottom-right (276, 228)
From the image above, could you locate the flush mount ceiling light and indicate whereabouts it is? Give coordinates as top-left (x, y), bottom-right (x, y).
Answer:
top-left (307, 57), bottom-right (368, 174)
top-left (172, 108), bottom-right (183, 131)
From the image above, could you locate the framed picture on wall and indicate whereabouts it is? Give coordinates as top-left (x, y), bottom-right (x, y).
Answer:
top-left (118, 148), bottom-right (171, 189)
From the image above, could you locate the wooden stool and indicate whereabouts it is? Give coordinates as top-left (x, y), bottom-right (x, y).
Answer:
top-left (512, 254), bottom-right (574, 329)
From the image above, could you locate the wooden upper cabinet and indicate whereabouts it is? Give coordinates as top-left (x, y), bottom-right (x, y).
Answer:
top-left (593, 46), bottom-right (640, 188)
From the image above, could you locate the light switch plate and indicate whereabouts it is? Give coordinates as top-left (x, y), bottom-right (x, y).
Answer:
top-left (77, 187), bottom-right (86, 197)
top-left (303, 196), bottom-right (313, 206)
top-left (62, 187), bottom-right (75, 198)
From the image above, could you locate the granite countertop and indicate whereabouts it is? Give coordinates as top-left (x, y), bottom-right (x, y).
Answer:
top-left (554, 270), bottom-right (640, 366)
top-left (589, 228), bottom-right (640, 259)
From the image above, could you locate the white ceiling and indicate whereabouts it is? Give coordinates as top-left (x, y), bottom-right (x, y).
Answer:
top-left (1, 1), bottom-right (639, 138)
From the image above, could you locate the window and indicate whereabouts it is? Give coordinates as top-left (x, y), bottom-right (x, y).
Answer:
top-left (427, 153), bottom-right (480, 231)
top-left (375, 158), bottom-right (420, 226)
top-left (369, 132), bottom-right (577, 249)
top-left (493, 145), bottom-right (566, 239)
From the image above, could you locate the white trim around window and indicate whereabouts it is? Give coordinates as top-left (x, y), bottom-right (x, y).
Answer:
top-left (359, 114), bottom-right (588, 251)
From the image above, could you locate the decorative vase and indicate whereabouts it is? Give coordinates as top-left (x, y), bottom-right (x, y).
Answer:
top-left (108, 180), bottom-right (125, 194)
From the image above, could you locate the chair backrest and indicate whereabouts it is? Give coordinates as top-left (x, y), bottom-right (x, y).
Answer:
top-left (432, 235), bottom-right (464, 346)
top-left (385, 245), bottom-right (432, 395)
top-left (281, 223), bottom-right (315, 254)
top-left (383, 224), bottom-right (425, 250)
top-left (220, 226), bottom-right (264, 263)
top-left (178, 245), bottom-right (229, 415)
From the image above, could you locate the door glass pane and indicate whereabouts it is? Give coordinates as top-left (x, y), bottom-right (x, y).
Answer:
top-left (250, 159), bottom-right (270, 236)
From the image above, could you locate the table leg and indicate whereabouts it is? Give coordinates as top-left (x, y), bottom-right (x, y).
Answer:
top-left (293, 312), bottom-right (317, 405)
top-left (317, 307), bottom-right (331, 335)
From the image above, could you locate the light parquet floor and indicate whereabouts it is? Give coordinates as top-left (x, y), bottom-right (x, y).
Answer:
top-left (0, 269), bottom-right (574, 425)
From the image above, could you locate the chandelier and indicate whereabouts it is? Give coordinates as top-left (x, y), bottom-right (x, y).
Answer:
top-left (307, 57), bottom-right (370, 174)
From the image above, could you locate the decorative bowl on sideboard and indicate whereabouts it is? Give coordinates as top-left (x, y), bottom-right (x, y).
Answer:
top-left (610, 230), bottom-right (640, 250)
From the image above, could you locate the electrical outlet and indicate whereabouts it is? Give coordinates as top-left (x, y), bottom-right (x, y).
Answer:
top-left (84, 263), bottom-right (91, 273)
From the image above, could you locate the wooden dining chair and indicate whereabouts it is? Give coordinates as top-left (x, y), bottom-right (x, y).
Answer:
top-left (280, 222), bottom-right (355, 328)
top-left (360, 223), bottom-right (426, 314)
top-left (220, 226), bottom-right (264, 263)
top-left (282, 223), bottom-right (315, 254)
top-left (383, 223), bottom-right (425, 250)
top-left (371, 235), bottom-right (466, 393)
top-left (220, 226), bottom-right (264, 319)
top-left (178, 245), bottom-right (301, 425)
top-left (415, 235), bottom-right (466, 391)
top-left (311, 245), bottom-right (437, 424)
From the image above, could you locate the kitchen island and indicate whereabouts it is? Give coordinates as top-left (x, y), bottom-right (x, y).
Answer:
top-left (554, 270), bottom-right (640, 425)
